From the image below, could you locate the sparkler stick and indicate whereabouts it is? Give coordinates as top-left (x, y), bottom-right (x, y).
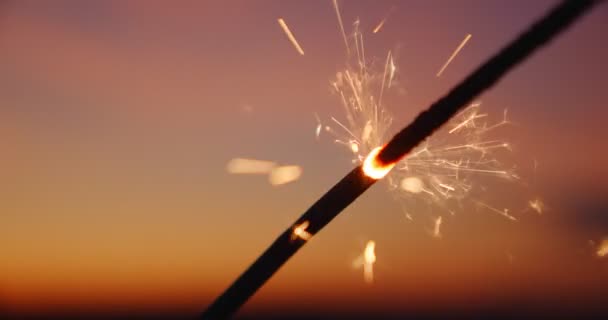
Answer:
top-left (202, 1), bottom-right (600, 318)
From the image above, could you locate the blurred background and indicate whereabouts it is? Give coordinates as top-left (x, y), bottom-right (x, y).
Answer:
top-left (1, 0), bottom-right (607, 319)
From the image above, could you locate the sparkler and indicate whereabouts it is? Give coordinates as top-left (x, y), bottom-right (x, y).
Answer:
top-left (269, 165), bottom-right (303, 186)
top-left (227, 158), bottom-right (302, 186)
top-left (202, 1), bottom-right (600, 318)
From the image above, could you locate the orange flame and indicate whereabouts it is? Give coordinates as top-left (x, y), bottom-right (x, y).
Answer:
top-left (362, 146), bottom-right (396, 179)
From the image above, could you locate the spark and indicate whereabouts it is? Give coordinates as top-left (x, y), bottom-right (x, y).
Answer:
top-left (432, 216), bottom-right (443, 238)
top-left (529, 198), bottom-right (545, 214)
top-left (372, 6), bottom-right (395, 34)
top-left (372, 19), bottom-right (386, 34)
top-left (314, 113), bottom-right (323, 139)
top-left (362, 146), bottom-right (396, 179)
top-left (226, 158), bottom-right (276, 174)
top-left (269, 165), bottom-right (303, 186)
top-left (597, 239), bottom-right (608, 258)
top-left (277, 18), bottom-right (305, 55)
top-left (291, 221), bottom-right (312, 241)
top-left (332, 0), bottom-right (350, 54)
top-left (436, 33), bottom-right (472, 77)
top-left (475, 201), bottom-right (517, 221)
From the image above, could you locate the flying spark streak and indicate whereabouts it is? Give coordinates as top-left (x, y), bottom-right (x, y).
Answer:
top-left (372, 18), bottom-right (386, 34)
top-left (363, 241), bottom-right (376, 283)
top-left (476, 201), bottom-right (517, 221)
top-left (597, 239), bottom-right (608, 258)
top-left (277, 18), bottom-right (305, 55)
top-left (226, 158), bottom-right (276, 174)
top-left (436, 33), bottom-right (472, 77)
top-left (372, 6), bottom-right (395, 34)
top-left (291, 221), bottom-right (312, 241)
top-left (332, 0), bottom-right (350, 54)
top-left (269, 165), bottom-right (303, 186)
top-left (353, 241), bottom-right (377, 283)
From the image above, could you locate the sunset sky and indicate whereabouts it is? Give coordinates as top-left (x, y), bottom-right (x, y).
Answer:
top-left (1, 1), bottom-right (607, 318)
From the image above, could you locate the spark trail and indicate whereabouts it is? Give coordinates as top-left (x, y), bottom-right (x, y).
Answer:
top-left (437, 33), bottom-right (472, 77)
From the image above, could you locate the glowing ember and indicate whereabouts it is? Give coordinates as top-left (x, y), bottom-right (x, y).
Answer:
top-left (362, 146), bottom-right (396, 179)
top-left (269, 165), bottom-right (303, 186)
top-left (277, 18), bottom-right (305, 55)
top-left (226, 158), bottom-right (276, 174)
top-left (597, 239), bottom-right (608, 258)
top-left (291, 221), bottom-right (312, 241)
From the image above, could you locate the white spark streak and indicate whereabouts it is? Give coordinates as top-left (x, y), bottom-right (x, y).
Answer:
top-left (269, 165), bottom-right (303, 186)
top-left (333, 0), bottom-right (350, 54)
top-left (476, 201), bottom-right (517, 221)
top-left (226, 158), bottom-right (276, 174)
top-left (372, 6), bottom-right (395, 34)
top-left (436, 33), bottom-right (472, 77)
top-left (353, 241), bottom-right (377, 284)
top-left (277, 18), bottom-right (305, 55)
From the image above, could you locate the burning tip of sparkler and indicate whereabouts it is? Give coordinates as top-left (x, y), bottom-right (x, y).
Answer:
top-left (291, 221), bottom-right (312, 241)
top-left (362, 146), bottom-right (396, 179)
top-left (269, 165), bottom-right (303, 186)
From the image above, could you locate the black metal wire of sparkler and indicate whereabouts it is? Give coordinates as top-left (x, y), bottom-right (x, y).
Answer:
top-left (202, 1), bottom-right (602, 318)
